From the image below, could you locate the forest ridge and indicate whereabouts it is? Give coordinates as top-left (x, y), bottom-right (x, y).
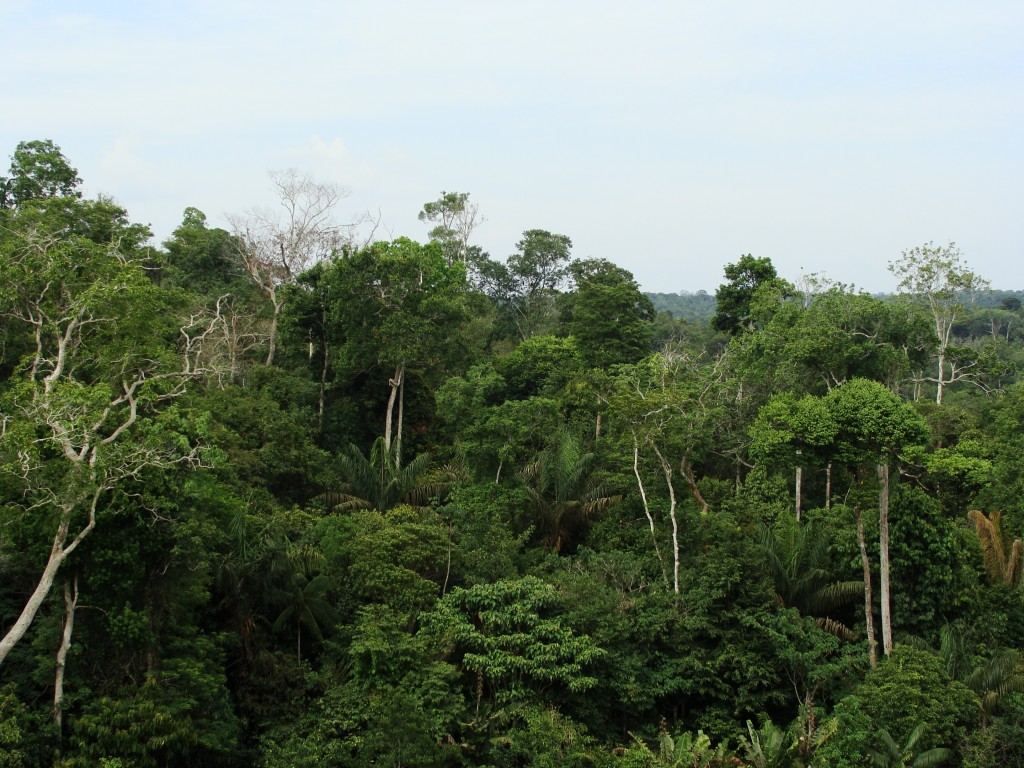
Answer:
top-left (1, 140), bottom-right (1023, 767)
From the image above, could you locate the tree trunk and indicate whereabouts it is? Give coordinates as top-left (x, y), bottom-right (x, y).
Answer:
top-left (0, 490), bottom-right (100, 667)
top-left (633, 439), bottom-right (668, 590)
top-left (652, 444), bottom-right (680, 594)
top-left (384, 362), bottom-right (404, 452)
top-left (825, 463), bottom-right (832, 511)
top-left (680, 457), bottom-right (708, 515)
top-left (935, 350), bottom-right (945, 404)
top-left (318, 336), bottom-right (329, 431)
top-left (795, 465), bottom-right (803, 521)
top-left (395, 366), bottom-right (405, 465)
top-left (878, 462), bottom-right (893, 657)
top-left (54, 577), bottom-right (78, 737)
top-left (266, 292), bottom-right (283, 366)
top-left (855, 504), bottom-right (878, 667)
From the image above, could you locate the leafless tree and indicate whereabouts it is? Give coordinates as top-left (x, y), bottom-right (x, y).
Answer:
top-left (228, 169), bottom-right (365, 365)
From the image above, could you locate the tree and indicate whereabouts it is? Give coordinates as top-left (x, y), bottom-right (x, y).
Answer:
top-left (228, 169), bottom-right (350, 365)
top-left (326, 238), bottom-right (471, 458)
top-left (271, 570), bottom-right (337, 662)
top-left (476, 229), bottom-right (574, 340)
top-left (825, 379), bottom-right (928, 659)
top-left (813, 647), bottom-right (979, 766)
top-left (521, 430), bottom-right (621, 552)
top-left (608, 351), bottom-right (727, 592)
top-left (161, 207), bottom-right (249, 296)
top-left (0, 196), bottom-right (214, 666)
top-left (320, 437), bottom-right (437, 513)
top-left (749, 392), bottom-right (839, 517)
top-left (756, 516), bottom-right (861, 640)
top-left (889, 242), bottom-right (990, 404)
top-left (0, 139), bottom-right (82, 209)
top-left (423, 576), bottom-right (604, 707)
top-left (711, 255), bottom-right (786, 335)
top-left (418, 190), bottom-right (481, 265)
top-left (561, 258), bottom-right (655, 368)
top-left (740, 287), bottom-right (930, 398)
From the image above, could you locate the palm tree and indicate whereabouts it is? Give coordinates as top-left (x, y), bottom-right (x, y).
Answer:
top-left (757, 516), bottom-right (862, 640)
top-left (521, 431), bottom-right (621, 552)
top-left (319, 437), bottom-right (440, 513)
top-left (967, 509), bottom-right (1023, 587)
top-left (271, 568), bottom-right (338, 662)
top-left (868, 723), bottom-right (952, 768)
top-left (928, 624), bottom-right (1024, 721)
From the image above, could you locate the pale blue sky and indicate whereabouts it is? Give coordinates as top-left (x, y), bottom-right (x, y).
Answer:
top-left (2, 0), bottom-right (1021, 292)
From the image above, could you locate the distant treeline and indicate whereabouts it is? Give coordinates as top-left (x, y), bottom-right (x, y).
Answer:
top-left (649, 288), bottom-right (1024, 323)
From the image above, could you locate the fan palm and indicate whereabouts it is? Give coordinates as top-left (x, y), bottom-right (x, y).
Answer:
top-left (757, 516), bottom-right (862, 640)
top-left (521, 431), bottom-right (621, 552)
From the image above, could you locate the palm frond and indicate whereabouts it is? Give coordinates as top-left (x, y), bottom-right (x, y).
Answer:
top-left (968, 509), bottom-right (1023, 586)
top-left (815, 616), bottom-right (858, 642)
top-left (911, 748), bottom-right (954, 768)
top-left (805, 580), bottom-right (863, 614)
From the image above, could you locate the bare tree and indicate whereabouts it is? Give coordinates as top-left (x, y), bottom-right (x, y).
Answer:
top-left (228, 170), bottom-right (353, 365)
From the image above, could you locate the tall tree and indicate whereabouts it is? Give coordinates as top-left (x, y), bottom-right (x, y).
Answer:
top-left (889, 242), bottom-right (990, 404)
top-left (418, 191), bottom-right (481, 265)
top-left (825, 378), bottom-right (928, 658)
top-left (327, 239), bottom-right (471, 457)
top-left (560, 258), bottom-right (654, 369)
top-left (711, 254), bottom-right (787, 335)
top-left (0, 196), bottom-right (214, 665)
top-left (0, 139), bottom-right (82, 209)
top-left (477, 229), bottom-right (574, 340)
top-left (609, 351), bottom-right (727, 592)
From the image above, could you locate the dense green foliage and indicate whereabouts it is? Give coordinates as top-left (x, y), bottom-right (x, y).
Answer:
top-left (2, 142), bottom-right (1023, 766)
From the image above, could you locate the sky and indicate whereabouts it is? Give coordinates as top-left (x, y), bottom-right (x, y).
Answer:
top-left (2, 0), bottom-right (1022, 293)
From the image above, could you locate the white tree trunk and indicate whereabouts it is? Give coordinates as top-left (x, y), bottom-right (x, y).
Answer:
top-left (878, 462), bottom-right (893, 657)
top-left (396, 367), bottom-right (405, 465)
top-left (652, 444), bottom-right (680, 594)
top-left (54, 576), bottom-right (78, 735)
top-left (795, 465), bottom-right (803, 521)
top-left (0, 499), bottom-right (94, 665)
top-left (633, 439), bottom-right (668, 590)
